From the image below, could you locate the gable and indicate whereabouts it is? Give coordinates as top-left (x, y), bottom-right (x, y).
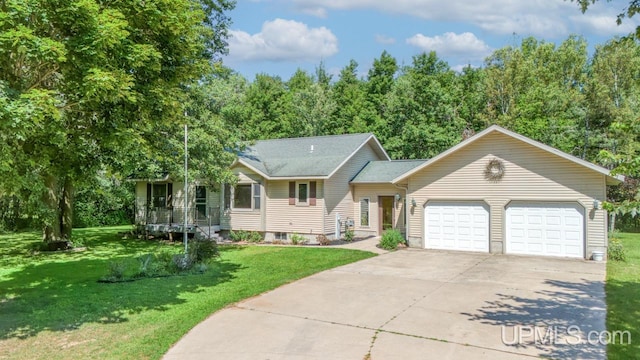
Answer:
top-left (394, 125), bottom-right (622, 185)
top-left (407, 132), bottom-right (606, 199)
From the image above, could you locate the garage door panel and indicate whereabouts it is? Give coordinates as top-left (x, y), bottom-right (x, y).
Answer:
top-left (425, 202), bottom-right (489, 252)
top-left (506, 203), bottom-right (584, 258)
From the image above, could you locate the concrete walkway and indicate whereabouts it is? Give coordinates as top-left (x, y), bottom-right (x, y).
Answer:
top-left (164, 249), bottom-right (606, 360)
top-left (325, 236), bottom-right (388, 254)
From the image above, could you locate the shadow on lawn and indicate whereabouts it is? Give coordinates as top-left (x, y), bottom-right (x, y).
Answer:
top-left (463, 279), bottom-right (607, 360)
top-left (0, 236), bottom-right (245, 339)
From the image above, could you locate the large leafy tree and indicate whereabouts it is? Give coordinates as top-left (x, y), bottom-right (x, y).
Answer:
top-left (483, 36), bottom-right (588, 155)
top-left (383, 52), bottom-right (466, 159)
top-left (0, 0), bottom-right (235, 241)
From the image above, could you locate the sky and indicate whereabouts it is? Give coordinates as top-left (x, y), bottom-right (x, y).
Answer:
top-left (222, 0), bottom-right (639, 80)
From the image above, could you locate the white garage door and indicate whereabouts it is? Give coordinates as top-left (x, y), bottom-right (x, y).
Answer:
top-left (506, 202), bottom-right (584, 258)
top-left (425, 201), bottom-right (489, 252)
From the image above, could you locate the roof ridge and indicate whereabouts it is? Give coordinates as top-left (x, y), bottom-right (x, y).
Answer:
top-left (252, 132), bottom-right (373, 144)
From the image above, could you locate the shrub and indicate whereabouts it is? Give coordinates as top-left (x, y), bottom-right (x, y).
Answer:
top-left (316, 234), bottom-right (331, 246)
top-left (229, 230), bottom-right (246, 242)
top-left (104, 260), bottom-right (128, 281)
top-left (188, 239), bottom-right (219, 263)
top-left (290, 233), bottom-right (306, 245)
top-left (137, 253), bottom-right (155, 276)
top-left (608, 238), bottom-right (626, 261)
top-left (379, 229), bottom-right (405, 250)
top-left (344, 229), bottom-right (354, 242)
top-left (247, 231), bottom-right (263, 243)
top-left (230, 230), bottom-right (262, 242)
top-left (172, 254), bottom-right (194, 271)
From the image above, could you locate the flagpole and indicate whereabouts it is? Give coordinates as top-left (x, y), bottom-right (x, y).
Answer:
top-left (184, 123), bottom-right (188, 253)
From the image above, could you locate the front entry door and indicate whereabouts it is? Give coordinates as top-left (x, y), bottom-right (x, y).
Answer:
top-left (379, 196), bottom-right (394, 235)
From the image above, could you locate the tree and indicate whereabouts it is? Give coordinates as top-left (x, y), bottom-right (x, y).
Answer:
top-left (483, 37), bottom-right (588, 155)
top-left (586, 38), bottom-right (640, 227)
top-left (383, 52), bottom-right (465, 159)
top-left (327, 60), bottom-right (370, 134)
top-left (0, 0), bottom-right (236, 241)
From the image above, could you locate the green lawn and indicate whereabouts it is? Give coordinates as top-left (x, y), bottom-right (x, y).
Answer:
top-left (606, 232), bottom-right (640, 359)
top-left (0, 227), bottom-right (376, 359)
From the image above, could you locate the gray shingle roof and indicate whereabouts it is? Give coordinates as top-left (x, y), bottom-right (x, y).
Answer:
top-left (350, 160), bottom-right (427, 183)
top-left (237, 133), bottom-right (384, 178)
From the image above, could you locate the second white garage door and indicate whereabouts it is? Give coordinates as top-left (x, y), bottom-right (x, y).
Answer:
top-left (425, 201), bottom-right (489, 252)
top-left (506, 202), bottom-right (584, 258)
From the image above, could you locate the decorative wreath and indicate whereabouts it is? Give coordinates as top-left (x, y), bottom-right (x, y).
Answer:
top-left (484, 158), bottom-right (505, 182)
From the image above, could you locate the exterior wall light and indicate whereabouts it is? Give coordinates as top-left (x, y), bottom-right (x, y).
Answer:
top-left (411, 198), bottom-right (417, 207)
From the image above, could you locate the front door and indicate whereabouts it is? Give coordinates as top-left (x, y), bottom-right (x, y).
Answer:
top-left (379, 196), bottom-right (394, 235)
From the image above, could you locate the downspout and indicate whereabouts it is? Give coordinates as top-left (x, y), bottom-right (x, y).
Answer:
top-left (394, 183), bottom-right (409, 242)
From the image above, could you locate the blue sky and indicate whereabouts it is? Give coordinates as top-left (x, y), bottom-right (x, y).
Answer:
top-left (223, 0), bottom-right (638, 80)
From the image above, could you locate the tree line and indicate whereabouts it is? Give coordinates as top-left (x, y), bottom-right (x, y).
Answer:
top-left (209, 36), bottom-right (640, 228)
top-left (1, 0), bottom-right (639, 240)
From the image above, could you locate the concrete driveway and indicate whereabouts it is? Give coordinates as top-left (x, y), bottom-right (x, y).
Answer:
top-left (164, 249), bottom-right (606, 359)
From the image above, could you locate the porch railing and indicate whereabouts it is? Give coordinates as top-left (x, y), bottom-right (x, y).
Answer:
top-left (139, 206), bottom-right (220, 226)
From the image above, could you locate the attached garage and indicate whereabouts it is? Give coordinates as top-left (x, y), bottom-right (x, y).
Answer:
top-left (506, 202), bottom-right (584, 258)
top-left (391, 125), bottom-right (623, 260)
top-left (424, 201), bottom-right (489, 252)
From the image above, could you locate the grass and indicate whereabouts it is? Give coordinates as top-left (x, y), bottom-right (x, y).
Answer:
top-left (0, 226), bottom-right (376, 359)
top-left (606, 232), bottom-right (640, 359)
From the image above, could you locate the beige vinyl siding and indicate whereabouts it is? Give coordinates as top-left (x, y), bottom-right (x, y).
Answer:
top-left (221, 165), bottom-right (264, 231)
top-left (265, 180), bottom-right (325, 234)
top-left (407, 132), bottom-right (606, 255)
top-left (323, 142), bottom-right (385, 236)
top-left (352, 184), bottom-right (406, 236)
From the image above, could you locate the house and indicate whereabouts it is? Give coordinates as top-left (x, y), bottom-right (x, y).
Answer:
top-left (134, 125), bottom-right (623, 259)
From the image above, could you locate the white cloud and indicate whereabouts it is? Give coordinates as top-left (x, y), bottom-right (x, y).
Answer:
top-left (227, 18), bottom-right (338, 62)
top-left (290, 0), bottom-right (636, 38)
top-left (375, 34), bottom-right (396, 45)
top-left (406, 32), bottom-right (491, 59)
top-left (570, 14), bottom-right (638, 34)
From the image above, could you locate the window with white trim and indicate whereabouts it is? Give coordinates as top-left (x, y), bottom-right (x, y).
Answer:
top-left (360, 198), bottom-right (370, 227)
top-left (253, 183), bottom-right (261, 209)
top-left (231, 183), bottom-right (261, 210)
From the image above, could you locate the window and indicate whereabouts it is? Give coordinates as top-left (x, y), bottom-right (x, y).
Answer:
top-left (233, 184), bottom-right (252, 209)
top-left (231, 183), bottom-right (262, 210)
top-left (297, 182), bottom-right (308, 204)
top-left (152, 184), bottom-right (167, 208)
top-left (253, 183), bottom-right (261, 210)
top-left (195, 186), bottom-right (206, 219)
top-left (274, 232), bottom-right (287, 240)
top-left (360, 198), bottom-right (370, 227)
top-left (289, 181), bottom-right (317, 206)
top-left (224, 184), bottom-right (231, 210)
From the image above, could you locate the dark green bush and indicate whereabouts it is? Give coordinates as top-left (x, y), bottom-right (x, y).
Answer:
top-left (379, 229), bottom-right (405, 250)
top-left (188, 238), bottom-right (219, 262)
top-left (247, 231), bottom-right (263, 243)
